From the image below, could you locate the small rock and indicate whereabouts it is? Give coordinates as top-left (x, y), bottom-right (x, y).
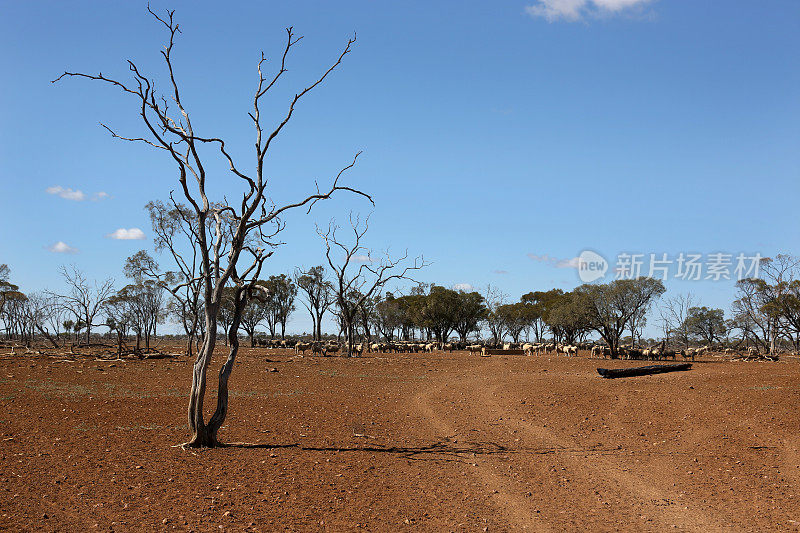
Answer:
top-left (162, 518), bottom-right (169, 524)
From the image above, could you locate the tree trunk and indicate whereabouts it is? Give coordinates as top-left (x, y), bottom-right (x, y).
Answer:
top-left (207, 290), bottom-right (245, 444)
top-left (597, 363), bottom-right (692, 379)
top-left (35, 325), bottom-right (59, 348)
top-left (309, 313), bottom-right (317, 341)
top-left (186, 303), bottom-right (219, 448)
top-left (316, 312), bottom-right (324, 342)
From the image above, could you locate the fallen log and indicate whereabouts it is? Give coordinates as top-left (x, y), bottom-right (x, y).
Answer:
top-left (597, 363), bottom-right (692, 379)
top-left (481, 349), bottom-right (525, 356)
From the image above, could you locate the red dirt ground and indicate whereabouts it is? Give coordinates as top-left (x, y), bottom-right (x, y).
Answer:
top-left (0, 347), bottom-right (798, 532)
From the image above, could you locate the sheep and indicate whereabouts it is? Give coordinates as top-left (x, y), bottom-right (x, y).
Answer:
top-left (625, 348), bottom-right (644, 360)
top-left (311, 342), bottom-right (326, 356)
top-left (522, 343), bottom-right (535, 355)
top-left (660, 349), bottom-right (677, 360)
top-left (325, 343), bottom-right (340, 355)
top-left (295, 342), bottom-right (312, 354)
top-left (591, 345), bottom-right (607, 358)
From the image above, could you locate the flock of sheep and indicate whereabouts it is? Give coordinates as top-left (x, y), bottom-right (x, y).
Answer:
top-left (254, 338), bottom-right (761, 361)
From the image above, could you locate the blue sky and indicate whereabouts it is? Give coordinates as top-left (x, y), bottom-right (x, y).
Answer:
top-left (1, 0), bottom-right (798, 336)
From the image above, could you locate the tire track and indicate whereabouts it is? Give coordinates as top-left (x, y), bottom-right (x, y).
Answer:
top-left (413, 371), bottom-right (729, 532)
top-left (414, 388), bottom-right (554, 532)
top-left (475, 379), bottom-right (726, 532)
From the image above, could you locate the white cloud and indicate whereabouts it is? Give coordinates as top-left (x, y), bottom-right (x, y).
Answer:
top-left (525, 0), bottom-right (653, 22)
top-left (525, 0), bottom-right (584, 22)
top-left (556, 257), bottom-right (581, 269)
top-left (351, 254), bottom-right (374, 263)
top-left (46, 241), bottom-right (79, 254)
top-left (527, 253), bottom-right (580, 269)
top-left (453, 283), bottom-right (475, 292)
top-left (593, 0), bottom-right (650, 11)
top-left (46, 186), bottom-right (86, 201)
top-left (106, 228), bottom-right (146, 240)
top-left (46, 186), bottom-right (110, 202)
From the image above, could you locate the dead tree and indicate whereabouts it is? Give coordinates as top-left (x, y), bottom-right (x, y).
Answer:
top-left (320, 215), bottom-right (425, 357)
top-left (54, 8), bottom-right (371, 447)
top-left (48, 265), bottom-right (114, 346)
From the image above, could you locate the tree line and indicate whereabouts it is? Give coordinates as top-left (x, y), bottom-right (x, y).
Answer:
top-left (4, 254), bottom-right (799, 360)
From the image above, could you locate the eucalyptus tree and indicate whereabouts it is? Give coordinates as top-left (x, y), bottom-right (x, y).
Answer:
top-left (374, 292), bottom-right (403, 341)
top-left (113, 281), bottom-right (165, 353)
top-left (577, 278), bottom-right (666, 358)
top-left (495, 303), bottom-right (533, 344)
top-left (0, 264), bottom-right (22, 318)
top-left (295, 266), bottom-right (334, 341)
top-left (144, 200), bottom-right (204, 357)
top-left (54, 7), bottom-right (370, 447)
top-left (451, 290), bottom-right (487, 343)
top-left (0, 265), bottom-right (25, 341)
top-left (266, 274), bottom-right (297, 339)
top-left (420, 286), bottom-right (460, 344)
top-left (732, 254), bottom-right (800, 353)
top-left (238, 282), bottom-right (270, 347)
top-left (684, 307), bottom-right (727, 346)
top-left (545, 291), bottom-right (592, 345)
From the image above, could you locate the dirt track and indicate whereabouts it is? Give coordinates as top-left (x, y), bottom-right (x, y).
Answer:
top-left (0, 348), bottom-right (798, 531)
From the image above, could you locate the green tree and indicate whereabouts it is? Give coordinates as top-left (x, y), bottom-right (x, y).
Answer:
top-left (577, 278), bottom-right (666, 358)
top-left (545, 291), bottom-right (593, 345)
top-left (452, 290), bottom-right (487, 343)
top-left (684, 306), bottom-right (727, 345)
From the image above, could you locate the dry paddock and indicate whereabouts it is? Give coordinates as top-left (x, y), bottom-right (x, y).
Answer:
top-left (0, 346), bottom-right (798, 532)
